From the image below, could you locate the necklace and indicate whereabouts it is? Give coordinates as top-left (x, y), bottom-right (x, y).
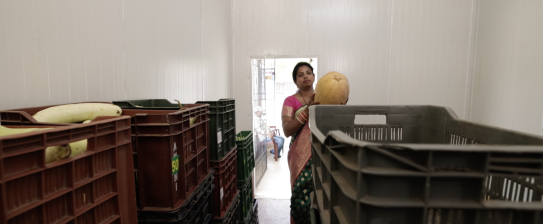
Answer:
top-left (298, 91), bottom-right (308, 105)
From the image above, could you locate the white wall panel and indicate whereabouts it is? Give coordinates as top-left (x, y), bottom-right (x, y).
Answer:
top-left (307, 0), bottom-right (393, 106)
top-left (471, 0), bottom-right (543, 135)
top-left (389, 0), bottom-right (475, 117)
top-left (233, 0), bottom-right (476, 131)
top-left (203, 0), bottom-right (231, 100)
top-left (124, 0), bottom-right (205, 103)
top-left (0, 0), bottom-right (8, 108)
top-left (4, 0), bottom-right (30, 109)
top-left (0, 0), bottom-right (231, 111)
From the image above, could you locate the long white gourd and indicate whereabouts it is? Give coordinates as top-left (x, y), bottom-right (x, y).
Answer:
top-left (69, 139), bottom-right (88, 158)
top-left (0, 126), bottom-right (48, 137)
top-left (1, 126), bottom-right (87, 163)
top-left (33, 103), bottom-right (122, 123)
top-left (45, 144), bottom-right (71, 163)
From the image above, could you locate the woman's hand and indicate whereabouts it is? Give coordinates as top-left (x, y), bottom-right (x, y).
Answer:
top-left (282, 94), bottom-right (320, 138)
top-left (303, 93), bottom-right (320, 116)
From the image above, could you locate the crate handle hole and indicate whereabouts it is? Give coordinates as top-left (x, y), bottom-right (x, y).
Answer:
top-left (354, 115), bottom-right (386, 125)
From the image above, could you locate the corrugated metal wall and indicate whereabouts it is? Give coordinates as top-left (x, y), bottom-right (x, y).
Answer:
top-left (0, 0), bottom-right (231, 110)
top-left (232, 0), bottom-right (478, 131)
top-left (470, 0), bottom-right (543, 135)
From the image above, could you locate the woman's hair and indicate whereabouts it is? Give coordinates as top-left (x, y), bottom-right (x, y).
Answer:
top-left (292, 62), bottom-right (314, 83)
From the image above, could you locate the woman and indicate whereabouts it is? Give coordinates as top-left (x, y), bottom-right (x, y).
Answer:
top-left (282, 62), bottom-right (319, 224)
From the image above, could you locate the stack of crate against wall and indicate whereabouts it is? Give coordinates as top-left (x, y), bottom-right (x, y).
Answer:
top-left (236, 130), bottom-right (258, 224)
top-left (0, 103), bottom-right (138, 224)
top-left (194, 99), bottom-right (242, 224)
top-left (112, 99), bottom-right (214, 223)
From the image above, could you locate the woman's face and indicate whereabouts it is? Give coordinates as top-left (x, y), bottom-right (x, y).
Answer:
top-left (295, 65), bottom-right (315, 89)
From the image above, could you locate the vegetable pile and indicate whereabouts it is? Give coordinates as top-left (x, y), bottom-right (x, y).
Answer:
top-left (1, 103), bottom-right (123, 164)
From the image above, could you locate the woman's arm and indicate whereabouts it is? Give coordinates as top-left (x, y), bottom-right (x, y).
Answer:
top-left (282, 115), bottom-right (303, 138)
top-left (282, 94), bottom-right (319, 138)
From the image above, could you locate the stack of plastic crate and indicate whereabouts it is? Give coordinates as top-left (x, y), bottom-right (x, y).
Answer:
top-left (210, 148), bottom-right (239, 224)
top-left (111, 99), bottom-right (214, 222)
top-left (309, 105), bottom-right (543, 224)
top-left (0, 104), bottom-right (138, 223)
top-left (235, 130), bottom-right (258, 224)
top-left (138, 172), bottom-right (214, 224)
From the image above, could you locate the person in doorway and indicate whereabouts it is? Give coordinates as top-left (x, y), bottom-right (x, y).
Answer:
top-left (282, 62), bottom-right (319, 224)
top-left (254, 106), bottom-right (285, 158)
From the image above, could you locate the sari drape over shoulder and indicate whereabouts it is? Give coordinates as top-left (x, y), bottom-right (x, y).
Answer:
top-left (287, 107), bottom-right (311, 189)
top-left (283, 95), bottom-right (314, 224)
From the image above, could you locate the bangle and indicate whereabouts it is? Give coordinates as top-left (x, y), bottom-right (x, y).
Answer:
top-left (300, 112), bottom-right (308, 122)
top-left (297, 113), bottom-right (307, 123)
top-left (301, 111), bottom-right (309, 120)
top-left (296, 116), bottom-right (305, 124)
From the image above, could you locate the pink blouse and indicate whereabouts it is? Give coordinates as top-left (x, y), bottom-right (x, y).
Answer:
top-left (281, 95), bottom-right (304, 118)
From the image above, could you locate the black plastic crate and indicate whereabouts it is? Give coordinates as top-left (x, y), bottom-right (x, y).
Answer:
top-left (237, 173), bottom-right (254, 223)
top-left (213, 190), bottom-right (240, 224)
top-left (310, 105), bottom-right (543, 224)
top-left (138, 170), bottom-right (214, 223)
top-left (251, 199), bottom-right (259, 224)
top-left (239, 198), bottom-right (259, 224)
top-left (113, 99), bottom-right (183, 110)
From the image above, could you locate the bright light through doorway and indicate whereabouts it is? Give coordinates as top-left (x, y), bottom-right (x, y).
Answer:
top-left (251, 57), bottom-right (317, 200)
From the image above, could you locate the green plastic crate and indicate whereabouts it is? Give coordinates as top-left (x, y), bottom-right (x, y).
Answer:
top-left (112, 99), bottom-right (184, 110)
top-left (197, 99), bottom-right (233, 114)
top-left (236, 131), bottom-right (255, 183)
top-left (220, 98), bottom-right (236, 111)
top-left (236, 131), bottom-right (253, 151)
top-left (236, 147), bottom-right (254, 183)
top-left (237, 174), bottom-right (254, 224)
top-left (197, 99), bottom-right (236, 161)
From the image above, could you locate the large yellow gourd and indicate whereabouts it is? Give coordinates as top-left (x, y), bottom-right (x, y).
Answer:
top-left (314, 71), bottom-right (350, 105)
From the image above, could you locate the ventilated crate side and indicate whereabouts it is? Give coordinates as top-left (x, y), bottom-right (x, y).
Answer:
top-left (310, 105), bottom-right (543, 224)
top-left (0, 116), bottom-right (136, 224)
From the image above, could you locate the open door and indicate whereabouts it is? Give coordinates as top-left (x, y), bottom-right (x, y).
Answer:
top-left (252, 59), bottom-right (268, 186)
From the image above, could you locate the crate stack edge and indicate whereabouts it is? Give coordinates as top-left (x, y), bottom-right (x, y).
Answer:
top-left (0, 108), bottom-right (138, 224)
top-left (235, 130), bottom-right (258, 224)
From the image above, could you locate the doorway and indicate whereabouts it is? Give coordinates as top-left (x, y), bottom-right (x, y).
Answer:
top-left (251, 57), bottom-right (318, 200)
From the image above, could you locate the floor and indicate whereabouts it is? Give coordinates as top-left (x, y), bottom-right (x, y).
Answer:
top-left (255, 136), bottom-right (292, 224)
top-left (257, 199), bottom-right (291, 224)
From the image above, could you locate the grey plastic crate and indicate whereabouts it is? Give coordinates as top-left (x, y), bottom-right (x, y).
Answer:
top-left (309, 105), bottom-right (543, 224)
